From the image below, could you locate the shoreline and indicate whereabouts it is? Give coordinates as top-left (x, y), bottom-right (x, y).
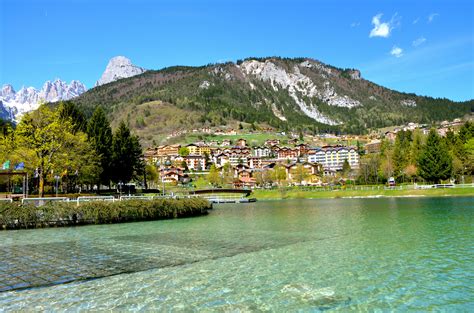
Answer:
top-left (251, 187), bottom-right (474, 201)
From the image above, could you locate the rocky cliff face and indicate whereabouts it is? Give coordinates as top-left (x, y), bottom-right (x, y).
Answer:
top-left (0, 79), bottom-right (87, 121)
top-left (238, 59), bottom-right (362, 125)
top-left (95, 56), bottom-right (146, 87)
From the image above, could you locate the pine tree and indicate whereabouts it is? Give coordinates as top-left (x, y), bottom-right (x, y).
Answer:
top-left (417, 129), bottom-right (453, 183)
top-left (410, 129), bottom-right (424, 164)
top-left (342, 159), bottom-right (351, 176)
top-left (458, 121), bottom-right (474, 144)
top-left (111, 121), bottom-right (143, 184)
top-left (58, 101), bottom-right (87, 133)
top-left (392, 130), bottom-right (412, 181)
top-left (87, 107), bottom-right (113, 187)
top-left (464, 138), bottom-right (474, 175)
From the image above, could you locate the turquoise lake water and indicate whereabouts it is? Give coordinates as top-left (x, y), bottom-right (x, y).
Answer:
top-left (0, 197), bottom-right (473, 311)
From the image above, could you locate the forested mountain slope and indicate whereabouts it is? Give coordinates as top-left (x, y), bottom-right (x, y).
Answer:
top-left (70, 57), bottom-right (473, 142)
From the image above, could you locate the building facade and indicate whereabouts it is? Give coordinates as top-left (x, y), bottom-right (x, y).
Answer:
top-left (308, 146), bottom-right (359, 171)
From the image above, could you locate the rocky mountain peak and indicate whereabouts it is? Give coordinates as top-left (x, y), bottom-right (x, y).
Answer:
top-left (95, 56), bottom-right (146, 87)
top-left (0, 84), bottom-right (16, 100)
top-left (0, 80), bottom-right (87, 122)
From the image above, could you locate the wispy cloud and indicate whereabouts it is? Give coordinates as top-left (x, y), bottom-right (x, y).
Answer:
top-left (412, 37), bottom-right (427, 47)
top-left (413, 17), bottom-right (419, 24)
top-left (428, 13), bottom-right (439, 23)
top-left (390, 46), bottom-right (403, 58)
top-left (369, 13), bottom-right (400, 38)
top-left (358, 36), bottom-right (474, 82)
top-left (350, 22), bottom-right (360, 28)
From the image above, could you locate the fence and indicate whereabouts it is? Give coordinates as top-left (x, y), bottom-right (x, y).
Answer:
top-left (22, 197), bottom-right (69, 206)
top-left (0, 198), bottom-right (13, 203)
top-left (270, 183), bottom-right (474, 193)
top-left (119, 195), bottom-right (156, 201)
top-left (76, 196), bottom-right (115, 205)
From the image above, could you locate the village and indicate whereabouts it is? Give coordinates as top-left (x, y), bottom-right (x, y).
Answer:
top-left (145, 137), bottom-right (360, 188)
top-left (144, 117), bottom-right (471, 189)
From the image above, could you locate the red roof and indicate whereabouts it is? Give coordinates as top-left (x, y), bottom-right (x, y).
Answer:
top-left (239, 177), bottom-right (256, 183)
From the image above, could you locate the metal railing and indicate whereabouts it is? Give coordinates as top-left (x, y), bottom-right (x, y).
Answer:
top-left (200, 194), bottom-right (247, 203)
top-left (21, 197), bottom-right (69, 206)
top-left (1, 194), bottom-right (209, 207)
top-left (119, 195), bottom-right (155, 201)
top-left (275, 183), bottom-right (474, 192)
top-left (76, 196), bottom-right (115, 205)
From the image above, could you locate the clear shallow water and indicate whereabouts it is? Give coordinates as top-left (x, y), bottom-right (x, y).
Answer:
top-left (0, 197), bottom-right (473, 311)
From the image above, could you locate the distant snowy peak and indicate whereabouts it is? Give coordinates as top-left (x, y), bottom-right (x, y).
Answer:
top-left (95, 56), bottom-right (146, 87)
top-left (40, 79), bottom-right (86, 102)
top-left (0, 79), bottom-right (87, 121)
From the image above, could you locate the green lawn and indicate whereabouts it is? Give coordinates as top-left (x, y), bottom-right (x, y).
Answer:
top-left (173, 131), bottom-right (370, 147)
top-left (178, 132), bottom-right (289, 146)
top-left (252, 187), bottom-right (474, 200)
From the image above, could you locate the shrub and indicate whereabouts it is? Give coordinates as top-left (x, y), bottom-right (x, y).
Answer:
top-left (0, 198), bottom-right (211, 230)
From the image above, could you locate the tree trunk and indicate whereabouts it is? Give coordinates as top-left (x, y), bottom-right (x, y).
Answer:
top-left (39, 174), bottom-right (45, 197)
top-left (144, 171), bottom-right (148, 190)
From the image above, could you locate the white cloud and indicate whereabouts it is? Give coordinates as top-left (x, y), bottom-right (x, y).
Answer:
top-left (369, 13), bottom-right (400, 38)
top-left (370, 14), bottom-right (390, 37)
top-left (413, 17), bottom-right (419, 24)
top-left (428, 13), bottom-right (439, 23)
top-left (390, 46), bottom-right (403, 58)
top-left (351, 22), bottom-right (360, 28)
top-left (412, 37), bottom-right (427, 47)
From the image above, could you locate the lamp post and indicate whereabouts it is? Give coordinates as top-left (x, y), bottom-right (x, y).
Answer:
top-left (163, 158), bottom-right (172, 197)
top-left (54, 175), bottom-right (60, 197)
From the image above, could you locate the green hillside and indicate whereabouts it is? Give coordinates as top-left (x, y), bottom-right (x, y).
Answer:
top-left (71, 57), bottom-right (473, 145)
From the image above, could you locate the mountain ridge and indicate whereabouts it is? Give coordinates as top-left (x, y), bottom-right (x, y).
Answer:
top-left (0, 56), bottom-right (146, 121)
top-left (0, 79), bottom-right (87, 121)
top-left (69, 56), bottom-right (472, 146)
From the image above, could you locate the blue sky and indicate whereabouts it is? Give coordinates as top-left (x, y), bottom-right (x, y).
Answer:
top-left (1, 0), bottom-right (473, 101)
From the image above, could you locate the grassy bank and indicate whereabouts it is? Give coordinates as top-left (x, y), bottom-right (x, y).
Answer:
top-left (0, 198), bottom-right (211, 230)
top-left (252, 187), bottom-right (474, 200)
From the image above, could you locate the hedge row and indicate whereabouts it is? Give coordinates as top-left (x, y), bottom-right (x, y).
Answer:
top-left (0, 198), bottom-right (212, 230)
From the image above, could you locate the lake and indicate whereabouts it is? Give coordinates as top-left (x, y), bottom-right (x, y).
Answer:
top-left (0, 197), bottom-right (473, 311)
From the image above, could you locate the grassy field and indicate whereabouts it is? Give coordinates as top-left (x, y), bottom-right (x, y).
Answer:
top-left (252, 187), bottom-right (474, 200)
top-left (175, 132), bottom-right (288, 146)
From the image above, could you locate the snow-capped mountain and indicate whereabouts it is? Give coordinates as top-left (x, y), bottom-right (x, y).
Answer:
top-left (0, 79), bottom-right (87, 121)
top-left (95, 56), bottom-right (146, 87)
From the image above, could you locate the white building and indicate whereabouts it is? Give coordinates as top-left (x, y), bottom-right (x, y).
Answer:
top-left (308, 146), bottom-right (359, 171)
top-left (229, 154), bottom-right (248, 167)
top-left (252, 146), bottom-right (272, 158)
